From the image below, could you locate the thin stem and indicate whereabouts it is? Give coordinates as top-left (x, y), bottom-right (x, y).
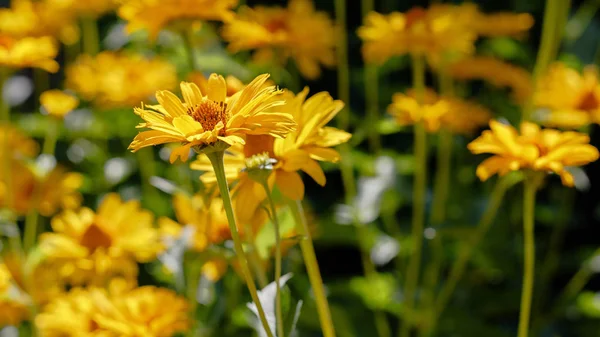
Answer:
top-left (245, 221), bottom-right (269, 288)
top-left (136, 148), bottom-right (162, 206)
top-left (289, 200), bottom-right (336, 337)
top-left (400, 54), bottom-right (427, 337)
top-left (205, 150), bottom-right (275, 337)
top-left (261, 181), bottom-right (285, 337)
top-left (334, 0), bottom-right (350, 131)
top-left (517, 179), bottom-right (538, 337)
top-left (81, 16), bottom-right (99, 55)
top-left (361, 0), bottom-right (380, 153)
top-left (33, 69), bottom-right (50, 111)
top-left (553, 247), bottom-right (600, 310)
top-left (1, 68), bottom-right (14, 213)
top-left (182, 31), bottom-right (196, 71)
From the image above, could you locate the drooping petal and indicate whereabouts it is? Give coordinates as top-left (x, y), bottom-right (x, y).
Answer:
top-left (275, 170), bottom-right (305, 200)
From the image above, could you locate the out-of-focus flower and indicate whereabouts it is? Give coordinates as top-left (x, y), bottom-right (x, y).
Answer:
top-left (468, 120), bottom-right (599, 186)
top-left (128, 74), bottom-right (296, 162)
top-left (50, 0), bottom-right (118, 18)
top-left (118, 0), bottom-right (237, 39)
top-left (0, 263), bottom-right (29, 327)
top-left (222, 0), bottom-right (336, 79)
top-left (448, 56), bottom-right (533, 103)
top-left (459, 3), bottom-right (534, 37)
top-left (187, 71), bottom-right (247, 97)
top-left (442, 99), bottom-right (492, 135)
top-left (0, 124), bottom-right (39, 160)
top-left (388, 89), bottom-right (450, 132)
top-left (66, 51), bottom-right (177, 109)
top-left (40, 90), bottom-right (79, 119)
top-left (0, 35), bottom-right (59, 72)
top-left (534, 63), bottom-right (600, 128)
top-left (38, 193), bottom-right (162, 286)
top-left (0, 0), bottom-right (79, 45)
top-left (36, 286), bottom-right (190, 337)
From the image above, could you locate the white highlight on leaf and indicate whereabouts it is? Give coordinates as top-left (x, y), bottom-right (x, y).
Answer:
top-left (370, 234), bottom-right (400, 266)
top-left (247, 273), bottom-right (294, 337)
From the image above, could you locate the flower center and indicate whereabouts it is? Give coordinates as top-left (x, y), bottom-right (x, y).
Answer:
top-left (577, 90), bottom-right (599, 111)
top-left (0, 36), bottom-right (14, 49)
top-left (80, 223), bottom-right (112, 252)
top-left (405, 7), bottom-right (427, 29)
top-left (188, 100), bottom-right (228, 135)
top-left (265, 18), bottom-right (288, 33)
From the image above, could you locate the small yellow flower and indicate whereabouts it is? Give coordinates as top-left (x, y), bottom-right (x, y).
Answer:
top-left (40, 90), bottom-right (79, 119)
top-left (128, 73), bottom-right (296, 162)
top-left (468, 120), bottom-right (599, 186)
top-left (118, 0), bottom-right (237, 39)
top-left (448, 56), bottom-right (533, 103)
top-left (51, 0), bottom-right (118, 18)
top-left (442, 98), bottom-right (492, 135)
top-left (534, 63), bottom-right (600, 128)
top-left (387, 90), bottom-right (450, 132)
top-left (0, 263), bottom-right (29, 327)
top-left (222, 0), bottom-right (336, 79)
top-left (38, 193), bottom-right (162, 286)
top-left (459, 3), bottom-right (534, 37)
top-left (0, 124), bottom-right (39, 161)
top-left (0, 34), bottom-right (59, 72)
top-left (66, 51), bottom-right (177, 109)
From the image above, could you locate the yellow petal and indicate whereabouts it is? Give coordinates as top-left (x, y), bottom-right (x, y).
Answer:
top-left (173, 115), bottom-right (203, 136)
top-left (301, 159), bottom-right (326, 186)
top-left (206, 74), bottom-right (227, 103)
top-left (180, 81), bottom-right (203, 106)
top-left (275, 170), bottom-right (305, 200)
top-left (156, 90), bottom-right (187, 117)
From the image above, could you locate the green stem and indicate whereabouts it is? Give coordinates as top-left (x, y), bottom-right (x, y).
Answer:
top-left (205, 150), bottom-right (274, 337)
top-left (361, 0), bottom-right (380, 153)
top-left (517, 179), bottom-right (538, 337)
top-left (182, 31), bottom-right (196, 71)
top-left (245, 221), bottom-right (269, 288)
top-left (400, 54), bottom-right (427, 337)
top-left (81, 16), bottom-right (99, 55)
top-left (33, 69), bottom-right (50, 111)
top-left (1, 69), bottom-right (14, 214)
top-left (261, 181), bottom-right (285, 337)
top-left (554, 247), bottom-right (600, 309)
top-left (334, 0), bottom-right (351, 131)
top-left (289, 200), bottom-right (336, 337)
top-left (136, 148), bottom-right (161, 206)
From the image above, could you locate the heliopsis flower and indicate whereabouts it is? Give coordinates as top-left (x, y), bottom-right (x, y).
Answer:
top-left (534, 63), bottom-right (600, 128)
top-left (118, 0), bottom-right (237, 39)
top-left (0, 0), bottom-right (79, 44)
top-left (51, 0), bottom-right (118, 18)
top-left (448, 56), bottom-right (533, 103)
top-left (0, 124), bottom-right (39, 160)
top-left (468, 120), bottom-right (599, 186)
top-left (187, 71), bottom-right (247, 97)
top-left (65, 51), bottom-right (177, 109)
top-left (36, 286), bottom-right (190, 337)
top-left (222, 0), bottom-right (336, 79)
top-left (0, 263), bottom-right (29, 327)
top-left (0, 35), bottom-right (59, 72)
top-left (40, 90), bottom-right (79, 119)
top-left (387, 90), bottom-right (450, 132)
top-left (38, 193), bottom-right (162, 286)
top-left (463, 3), bottom-right (534, 37)
top-left (128, 74), bottom-right (296, 162)
top-left (442, 99), bottom-right (492, 135)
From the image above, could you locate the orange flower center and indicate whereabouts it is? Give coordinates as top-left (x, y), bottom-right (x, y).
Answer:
top-left (265, 18), bottom-right (288, 33)
top-left (243, 134), bottom-right (275, 158)
top-left (80, 223), bottom-right (112, 252)
top-left (577, 90), bottom-right (600, 111)
top-left (0, 36), bottom-right (15, 49)
top-left (188, 100), bottom-right (228, 135)
top-left (405, 7), bottom-right (427, 29)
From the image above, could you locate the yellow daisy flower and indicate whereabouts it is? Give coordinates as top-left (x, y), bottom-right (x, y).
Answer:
top-left (0, 263), bottom-right (29, 327)
top-left (40, 90), bottom-right (79, 119)
top-left (222, 0), bottom-right (336, 79)
top-left (51, 0), bottom-right (118, 18)
top-left (38, 193), bottom-right (162, 286)
top-left (187, 71), bottom-right (249, 97)
top-left (0, 34), bottom-right (59, 73)
top-left (66, 51), bottom-right (177, 109)
top-left (534, 63), bottom-right (600, 128)
top-left (118, 0), bottom-right (237, 39)
top-left (387, 89), bottom-right (450, 132)
top-left (468, 120), bottom-right (599, 186)
top-left (448, 56), bottom-right (533, 103)
top-left (442, 98), bottom-right (492, 135)
top-left (0, 124), bottom-right (39, 161)
top-left (128, 73), bottom-right (297, 162)
top-left (465, 3), bottom-right (534, 37)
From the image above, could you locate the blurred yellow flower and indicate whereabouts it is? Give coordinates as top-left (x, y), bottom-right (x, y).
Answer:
top-left (50, 0), bottom-right (118, 18)
top-left (187, 71), bottom-right (247, 97)
top-left (448, 56), bottom-right (533, 103)
top-left (442, 98), bottom-right (492, 135)
top-left (36, 286), bottom-right (190, 337)
top-left (0, 0), bottom-right (79, 44)
top-left (388, 90), bottom-right (450, 132)
top-left (0, 35), bottom-right (59, 72)
top-left (129, 74), bottom-right (296, 162)
top-left (468, 120), bottom-right (599, 186)
top-left (118, 0), bottom-right (237, 39)
top-left (222, 0), bottom-right (336, 79)
top-left (66, 51), bottom-right (177, 108)
top-left (40, 90), bottom-right (79, 119)
top-left (0, 124), bottom-right (39, 160)
top-left (38, 193), bottom-right (162, 286)
top-left (467, 4), bottom-right (534, 37)
top-left (534, 63), bottom-right (600, 128)
top-left (0, 263), bottom-right (29, 327)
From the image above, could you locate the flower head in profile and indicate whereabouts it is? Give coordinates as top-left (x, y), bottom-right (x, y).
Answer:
top-left (66, 51), bottom-right (177, 109)
top-left (0, 124), bottom-right (39, 161)
top-left (222, 0), bottom-right (336, 79)
top-left (468, 120), bottom-right (599, 186)
top-left (0, 35), bottom-right (59, 72)
top-left (128, 73), bottom-right (296, 162)
top-left (40, 90), bottom-right (79, 119)
top-left (387, 89), bottom-right (450, 132)
top-left (118, 0), bottom-right (237, 39)
top-left (534, 63), bottom-right (600, 128)
top-left (39, 193), bottom-right (162, 286)
top-left (0, 263), bottom-right (29, 327)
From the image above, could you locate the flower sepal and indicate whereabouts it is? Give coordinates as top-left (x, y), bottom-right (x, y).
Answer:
top-left (192, 140), bottom-right (231, 155)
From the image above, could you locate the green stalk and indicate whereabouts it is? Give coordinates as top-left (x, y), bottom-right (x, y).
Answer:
top-left (361, 0), bottom-right (381, 154)
top-left (245, 221), bottom-right (269, 288)
top-left (334, 0), bottom-right (351, 131)
top-left (517, 179), bottom-right (538, 337)
top-left (136, 148), bottom-right (162, 207)
top-left (182, 31), bottom-right (196, 71)
top-left (553, 247), bottom-right (600, 310)
top-left (33, 69), bottom-right (50, 110)
top-left (289, 200), bottom-right (336, 337)
top-left (81, 16), bottom-right (99, 55)
top-left (400, 54), bottom-right (427, 337)
top-left (205, 150), bottom-right (274, 337)
top-left (1, 69), bottom-right (14, 214)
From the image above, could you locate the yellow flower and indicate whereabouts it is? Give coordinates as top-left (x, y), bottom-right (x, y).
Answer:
top-left (534, 63), bottom-right (600, 128)
top-left (0, 35), bottom-right (59, 72)
top-left (387, 89), bottom-right (450, 132)
top-left (0, 263), bottom-right (29, 327)
top-left (468, 120), bottom-right (599, 186)
top-left (38, 193), bottom-right (162, 286)
top-left (50, 0), bottom-right (118, 18)
top-left (187, 71), bottom-right (249, 97)
top-left (222, 0), bottom-right (336, 79)
top-left (465, 3), bottom-right (534, 37)
top-left (128, 73), bottom-right (296, 162)
top-left (118, 0), bottom-right (237, 39)
top-left (0, 124), bottom-right (39, 161)
top-left (66, 51), bottom-right (177, 109)
top-left (0, 0), bottom-right (79, 44)
top-left (448, 56), bottom-right (533, 103)
top-left (36, 286), bottom-right (190, 337)
top-left (40, 90), bottom-right (79, 119)
top-left (442, 98), bottom-right (492, 135)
